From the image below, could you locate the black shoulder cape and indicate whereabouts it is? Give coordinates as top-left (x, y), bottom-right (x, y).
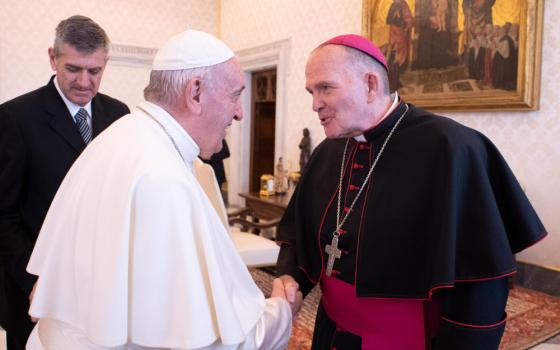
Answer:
top-left (276, 102), bottom-right (546, 298)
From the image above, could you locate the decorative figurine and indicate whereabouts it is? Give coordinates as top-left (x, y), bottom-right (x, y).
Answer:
top-left (299, 128), bottom-right (311, 173)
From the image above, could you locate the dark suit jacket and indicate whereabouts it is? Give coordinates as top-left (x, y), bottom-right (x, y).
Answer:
top-left (0, 76), bottom-right (130, 297)
top-left (200, 139), bottom-right (230, 188)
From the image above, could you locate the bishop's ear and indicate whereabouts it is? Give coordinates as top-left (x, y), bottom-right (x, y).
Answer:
top-left (365, 72), bottom-right (380, 103)
top-left (185, 77), bottom-right (202, 114)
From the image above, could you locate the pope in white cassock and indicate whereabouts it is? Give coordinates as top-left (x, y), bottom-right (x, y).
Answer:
top-left (25, 30), bottom-right (297, 349)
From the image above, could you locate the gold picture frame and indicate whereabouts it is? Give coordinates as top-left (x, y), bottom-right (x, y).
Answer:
top-left (362, 0), bottom-right (543, 111)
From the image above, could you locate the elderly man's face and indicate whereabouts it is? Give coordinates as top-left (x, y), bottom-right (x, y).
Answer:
top-left (305, 46), bottom-right (371, 138)
top-left (49, 43), bottom-right (107, 106)
top-left (199, 59), bottom-right (244, 159)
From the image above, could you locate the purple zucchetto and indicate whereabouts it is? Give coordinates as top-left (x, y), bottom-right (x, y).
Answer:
top-left (320, 34), bottom-right (388, 71)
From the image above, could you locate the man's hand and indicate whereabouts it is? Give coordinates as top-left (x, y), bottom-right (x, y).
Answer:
top-left (29, 281), bottom-right (38, 323)
top-left (273, 275), bottom-right (303, 317)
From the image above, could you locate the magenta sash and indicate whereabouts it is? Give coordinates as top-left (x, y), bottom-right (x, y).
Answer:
top-left (321, 275), bottom-right (427, 350)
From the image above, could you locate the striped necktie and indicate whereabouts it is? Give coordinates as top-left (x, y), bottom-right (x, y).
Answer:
top-left (75, 108), bottom-right (92, 144)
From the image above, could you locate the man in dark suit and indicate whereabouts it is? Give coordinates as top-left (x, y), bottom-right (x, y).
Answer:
top-left (0, 15), bottom-right (129, 349)
top-left (200, 139), bottom-right (230, 203)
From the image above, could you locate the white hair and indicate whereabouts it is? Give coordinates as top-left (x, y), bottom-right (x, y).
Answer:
top-left (143, 66), bottom-right (215, 107)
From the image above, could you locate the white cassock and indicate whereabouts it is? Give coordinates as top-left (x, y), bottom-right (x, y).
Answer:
top-left (26, 101), bottom-right (292, 350)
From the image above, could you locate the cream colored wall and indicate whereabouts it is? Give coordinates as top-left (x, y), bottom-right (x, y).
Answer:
top-left (0, 0), bottom-right (217, 107)
top-left (220, 0), bottom-right (560, 268)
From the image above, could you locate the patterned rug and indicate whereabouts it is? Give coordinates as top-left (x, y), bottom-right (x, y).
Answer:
top-left (250, 269), bottom-right (560, 350)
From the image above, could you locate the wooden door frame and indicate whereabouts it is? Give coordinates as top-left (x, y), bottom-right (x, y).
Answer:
top-left (249, 69), bottom-right (276, 192)
top-left (227, 39), bottom-right (290, 207)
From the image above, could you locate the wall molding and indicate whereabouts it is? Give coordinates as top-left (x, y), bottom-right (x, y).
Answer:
top-left (108, 43), bottom-right (157, 68)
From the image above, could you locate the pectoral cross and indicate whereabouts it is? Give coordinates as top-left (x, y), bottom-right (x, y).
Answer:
top-left (325, 233), bottom-right (342, 276)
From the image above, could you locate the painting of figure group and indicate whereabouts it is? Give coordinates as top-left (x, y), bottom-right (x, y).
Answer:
top-left (381, 0), bottom-right (519, 92)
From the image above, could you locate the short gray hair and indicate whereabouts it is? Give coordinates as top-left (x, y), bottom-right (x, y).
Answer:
top-left (341, 46), bottom-right (391, 95)
top-left (143, 66), bottom-right (214, 107)
top-left (53, 15), bottom-right (109, 56)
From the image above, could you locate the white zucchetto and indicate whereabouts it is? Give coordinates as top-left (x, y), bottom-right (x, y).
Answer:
top-left (152, 29), bottom-right (234, 70)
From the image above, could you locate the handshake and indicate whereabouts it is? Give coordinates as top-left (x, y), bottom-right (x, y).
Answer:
top-left (271, 275), bottom-right (304, 318)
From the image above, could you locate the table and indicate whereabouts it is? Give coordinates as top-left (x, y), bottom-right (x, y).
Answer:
top-left (238, 192), bottom-right (290, 220)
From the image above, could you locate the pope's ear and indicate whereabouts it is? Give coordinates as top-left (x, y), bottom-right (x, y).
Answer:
top-left (185, 78), bottom-right (202, 114)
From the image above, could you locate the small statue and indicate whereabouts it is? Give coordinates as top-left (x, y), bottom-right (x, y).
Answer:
top-left (299, 128), bottom-right (311, 172)
top-left (274, 157), bottom-right (288, 194)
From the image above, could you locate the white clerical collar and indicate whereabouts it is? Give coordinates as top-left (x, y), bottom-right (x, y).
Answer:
top-left (53, 76), bottom-right (92, 121)
top-left (137, 101), bottom-right (200, 165)
top-left (354, 91), bottom-right (399, 142)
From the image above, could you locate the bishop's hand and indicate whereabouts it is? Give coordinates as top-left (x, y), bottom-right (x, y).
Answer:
top-left (273, 275), bottom-right (303, 318)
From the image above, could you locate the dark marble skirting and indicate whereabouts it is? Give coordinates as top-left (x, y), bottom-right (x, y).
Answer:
top-left (515, 261), bottom-right (560, 297)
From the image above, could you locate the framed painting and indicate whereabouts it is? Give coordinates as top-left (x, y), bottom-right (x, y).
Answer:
top-left (362, 0), bottom-right (544, 111)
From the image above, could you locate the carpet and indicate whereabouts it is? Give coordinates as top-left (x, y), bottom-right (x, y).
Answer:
top-left (250, 269), bottom-right (560, 350)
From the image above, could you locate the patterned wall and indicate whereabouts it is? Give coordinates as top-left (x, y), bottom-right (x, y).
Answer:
top-left (221, 0), bottom-right (559, 268)
top-left (0, 0), bottom-right (217, 108)
top-left (452, 1), bottom-right (559, 269)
